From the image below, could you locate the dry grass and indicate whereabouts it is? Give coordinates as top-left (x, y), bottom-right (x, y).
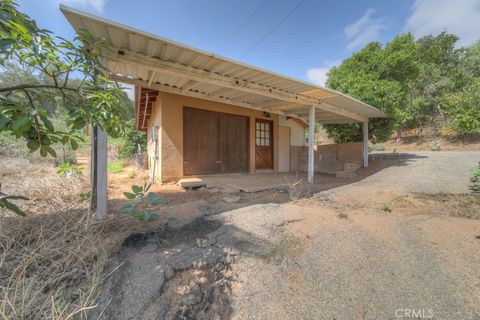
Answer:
top-left (259, 235), bottom-right (302, 264)
top-left (392, 193), bottom-right (480, 219)
top-left (0, 156), bottom-right (108, 319)
top-left (284, 174), bottom-right (312, 202)
top-left (0, 156), bottom-right (174, 319)
top-left (0, 211), bottom-right (108, 319)
top-left (0, 157), bottom-right (89, 216)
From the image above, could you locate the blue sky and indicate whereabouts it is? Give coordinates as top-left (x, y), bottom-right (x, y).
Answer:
top-left (17, 0), bottom-right (480, 87)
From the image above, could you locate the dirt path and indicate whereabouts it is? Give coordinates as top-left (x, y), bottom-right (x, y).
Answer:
top-left (92, 152), bottom-right (480, 319)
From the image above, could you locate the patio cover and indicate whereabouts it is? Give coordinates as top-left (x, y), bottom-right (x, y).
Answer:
top-left (61, 5), bottom-right (383, 218)
top-left (60, 5), bottom-right (387, 131)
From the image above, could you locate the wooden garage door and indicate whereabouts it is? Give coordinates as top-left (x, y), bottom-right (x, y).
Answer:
top-left (183, 107), bottom-right (249, 175)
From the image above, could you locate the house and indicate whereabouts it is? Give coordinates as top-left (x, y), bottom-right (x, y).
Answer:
top-left (61, 6), bottom-right (387, 188)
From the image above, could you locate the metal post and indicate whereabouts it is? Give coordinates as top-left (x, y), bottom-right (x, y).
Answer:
top-left (308, 106), bottom-right (315, 183)
top-left (362, 121), bottom-right (368, 168)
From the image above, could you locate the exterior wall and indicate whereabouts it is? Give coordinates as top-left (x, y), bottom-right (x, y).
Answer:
top-left (146, 98), bottom-right (162, 179)
top-left (290, 142), bottom-right (363, 174)
top-left (148, 92), bottom-right (279, 182)
top-left (278, 126), bottom-right (290, 172)
top-left (278, 116), bottom-right (306, 146)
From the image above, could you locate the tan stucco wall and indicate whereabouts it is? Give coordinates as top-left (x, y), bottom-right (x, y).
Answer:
top-left (146, 98), bottom-right (162, 179)
top-left (279, 116), bottom-right (306, 147)
top-left (148, 92), bottom-right (279, 182)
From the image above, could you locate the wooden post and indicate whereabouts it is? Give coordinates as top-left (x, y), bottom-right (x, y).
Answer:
top-left (308, 106), bottom-right (315, 183)
top-left (90, 126), bottom-right (108, 220)
top-left (90, 57), bottom-right (108, 220)
top-left (363, 120), bottom-right (368, 168)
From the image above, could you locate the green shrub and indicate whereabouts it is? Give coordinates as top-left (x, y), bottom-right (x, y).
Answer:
top-left (471, 163), bottom-right (480, 194)
top-left (442, 79), bottom-right (480, 135)
top-left (381, 203), bottom-right (392, 212)
top-left (107, 161), bottom-right (124, 173)
top-left (429, 140), bottom-right (442, 151)
top-left (122, 185), bottom-right (162, 221)
top-left (56, 162), bottom-right (84, 177)
top-left (119, 119), bottom-right (146, 159)
top-left (369, 143), bottom-right (385, 151)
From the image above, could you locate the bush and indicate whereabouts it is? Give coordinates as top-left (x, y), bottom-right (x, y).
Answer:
top-left (56, 162), bottom-right (84, 177)
top-left (471, 163), bottom-right (480, 194)
top-left (369, 143), bottom-right (385, 151)
top-left (119, 119), bottom-right (147, 159)
top-left (442, 79), bottom-right (480, 135)
top-left (108, 161), bottom-right (124, 173)
top-left (429, 139), bottom-right (442, 151)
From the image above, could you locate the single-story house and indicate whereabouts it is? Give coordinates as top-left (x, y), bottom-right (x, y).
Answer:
top-left (61, 6), bottom-right (387, 187)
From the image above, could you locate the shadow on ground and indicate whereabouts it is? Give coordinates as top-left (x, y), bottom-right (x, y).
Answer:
top-left (90, 204), bottom-right (285, 320)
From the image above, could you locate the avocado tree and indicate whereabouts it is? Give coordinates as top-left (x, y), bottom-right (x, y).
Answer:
top-left (0, 0), bottom-right (127, 215)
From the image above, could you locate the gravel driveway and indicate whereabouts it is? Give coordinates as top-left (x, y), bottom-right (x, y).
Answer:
top-left (226, 151), bottom-right (480, 319)
top-left (365, 151), bottom-right (480, 194)
top-left (93, 152), bottom-right (480, 319)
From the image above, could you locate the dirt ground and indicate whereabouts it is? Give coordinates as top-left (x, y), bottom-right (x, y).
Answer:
top-left (382, 132), bottom-right (480, 152)
top-left (1, 151), bottom-right (479, 319)
top-left (88, 151), bottom-right (480, 319)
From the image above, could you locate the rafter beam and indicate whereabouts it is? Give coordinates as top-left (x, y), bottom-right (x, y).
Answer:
top-left (209, 87), bottom-right (232, 97)
top-left (110, 75), bottom-right (299, 119)
top-left (181, 80), bottom-right (198, 93)
top-left (270, 103), bottom-right (307, 111)
top-left (230, 94), bottom-right (250, 103)
top-left (105, 48), bottom-right (368, 122)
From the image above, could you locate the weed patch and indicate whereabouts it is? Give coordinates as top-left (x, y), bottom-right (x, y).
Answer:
top-left (108, 161), bottom-right (124, 173)
top-left (259, 235), bottom-right (302, 264)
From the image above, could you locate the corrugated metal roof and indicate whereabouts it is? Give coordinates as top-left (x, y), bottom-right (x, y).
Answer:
top-left (60, 5), bottom-right (387, 126)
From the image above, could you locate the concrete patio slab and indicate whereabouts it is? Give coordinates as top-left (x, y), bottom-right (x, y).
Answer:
top-left (189, 173), bottom-right (340, 192)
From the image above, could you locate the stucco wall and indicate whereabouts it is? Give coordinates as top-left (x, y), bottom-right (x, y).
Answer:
top-left (278, 116), bottom-right (306, 147)
top-left (146, 98), bottom-right (162, 179)
top-left (290, 142), bottom-right (363, 173)
top-left (148, 92), bottom-right (280, 182)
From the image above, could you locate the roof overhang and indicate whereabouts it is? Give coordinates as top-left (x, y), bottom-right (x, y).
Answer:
top-left (60, 5), bottom-right (387, 131)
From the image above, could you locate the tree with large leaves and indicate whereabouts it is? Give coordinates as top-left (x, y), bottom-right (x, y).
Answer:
top-left (0, 0), bottom-right (127, 215)
top-left (324, 32), bottom-right (479, 143)
top-left (325, 34), bottom-right (418, 143)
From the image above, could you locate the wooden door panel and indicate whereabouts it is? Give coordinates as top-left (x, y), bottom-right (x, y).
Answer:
top-left (183, 107), bottom-right (219, 175)
top-left (219, 113), bottom-right (249, 173)
top-left (255, 119), bottom-right (273, 169)
top-left (184, 107), bottom-right (249, 175)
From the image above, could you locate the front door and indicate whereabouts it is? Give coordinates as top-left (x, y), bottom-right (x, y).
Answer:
top-left (255, 118), bottom-right (273, 170)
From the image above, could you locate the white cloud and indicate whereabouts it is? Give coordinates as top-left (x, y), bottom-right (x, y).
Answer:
top-left (344, 9), bottom-right (385, 50)
top-left (405, 0), bottom-right (480, 46)
top-left (305, 60), bottom-right (341, 87)
top-left (58, 0), bottom-right (107, 12)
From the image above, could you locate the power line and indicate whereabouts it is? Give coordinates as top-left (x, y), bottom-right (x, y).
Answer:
top-left (224, 0), bottom-right (270, 50)
top-left (242, 0), bottom-right (307, 58)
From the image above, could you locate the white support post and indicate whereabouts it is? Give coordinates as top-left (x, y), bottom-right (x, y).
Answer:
top-left (362, 120), bottom-right (369, 168)
top-left (308, 106), bottom-right (315, 183)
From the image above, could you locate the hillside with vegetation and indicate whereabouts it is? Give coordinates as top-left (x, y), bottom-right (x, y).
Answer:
top-left (324, 33), bottom-right (480, 149)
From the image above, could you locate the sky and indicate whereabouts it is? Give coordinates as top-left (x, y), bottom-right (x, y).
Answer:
top-left (17, 0), bottom-right (480, 89)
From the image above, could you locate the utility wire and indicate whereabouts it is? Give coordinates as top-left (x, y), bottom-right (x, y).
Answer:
top-left (242, 0), bottom-right (307, 58)
top-left (224, 0), bottom-right (270, 50)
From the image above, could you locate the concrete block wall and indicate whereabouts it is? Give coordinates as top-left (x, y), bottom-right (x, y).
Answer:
top-left (290, 142), bottom-right (363, 174)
